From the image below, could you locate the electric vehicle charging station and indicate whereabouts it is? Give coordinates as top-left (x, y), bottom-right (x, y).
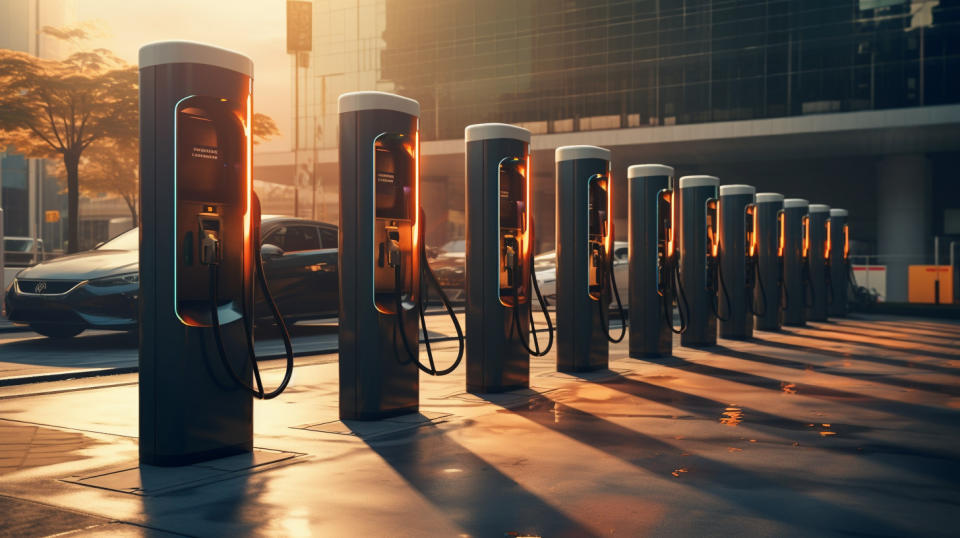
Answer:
top-left (806, 204), bottom-right (831, 322)
top-left (781, 198), bottom-right (809, 326)
top-left (338, 91), bottom-right (463, 420)
top-left (718, 184), bottom-right (758, 340)
top-left (627, 164), bottom-right (685, 358)
top-left (555, 146), bottom-right (625, 372)
top-left (754, 193), bottom-right (785, 331)
top-left (139, 41), bottom-right (294, 466)
top-left (677, 175), bottom-right (721, 347)
top-left (828, 208), bottom-right (849, 317)
top-left (464, 123), bottom-right (552, 393)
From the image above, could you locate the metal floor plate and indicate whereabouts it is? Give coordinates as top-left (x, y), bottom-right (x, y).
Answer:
top-left (62, 448), bottom-right (303, 496)
top-left (537, 367), bottom-right (634, 382)
top-left (293, 411), bottom-right (452, 439)
top-left (437, 386), bottom-right (558, 409)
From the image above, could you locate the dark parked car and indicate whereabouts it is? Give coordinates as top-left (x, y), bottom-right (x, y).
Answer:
top-left (3, 237), bottom-right (46, 267)
top-left (4, 216), bottom-right (339, 338)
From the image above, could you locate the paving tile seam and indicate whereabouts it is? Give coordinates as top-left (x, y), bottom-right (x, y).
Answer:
top-left (62, 450), bottom-right (309, 498)
top-left (0, 356), bottom-right (341, 400)
top-left (0, 417), bottom-right (140, 440)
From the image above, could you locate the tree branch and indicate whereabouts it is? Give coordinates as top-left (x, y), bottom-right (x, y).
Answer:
top-left (41, 99), bottom-right (66, 150)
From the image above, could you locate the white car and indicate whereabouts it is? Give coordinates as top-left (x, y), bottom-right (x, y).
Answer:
top-left (534, 241), bottom-right (629, 307)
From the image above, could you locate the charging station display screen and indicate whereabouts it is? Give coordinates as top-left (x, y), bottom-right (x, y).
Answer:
top-left (375, 145), bottom-right (411, 221)
top-left (178, 111), bottom-right (220, 198)
top-left (588, 177), bottom-right (608, 237)
top-left (177, 105), bottom-right (241, 204)
top-left (499, 162), bottom-right (524, 229)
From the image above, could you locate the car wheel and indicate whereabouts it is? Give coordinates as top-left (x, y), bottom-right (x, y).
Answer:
top-left (31, 323), bottom-right (85, 339)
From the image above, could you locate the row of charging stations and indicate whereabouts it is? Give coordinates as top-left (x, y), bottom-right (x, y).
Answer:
top-left (624, 171), bottom-right (853, 355)
top-left (136, 40), bottom-right (854, 466)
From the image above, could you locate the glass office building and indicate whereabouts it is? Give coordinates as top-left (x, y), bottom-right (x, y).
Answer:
top-left (300, 0), bottom-right (959, 146)
top-left (279, 0), bottom-right (959, 301)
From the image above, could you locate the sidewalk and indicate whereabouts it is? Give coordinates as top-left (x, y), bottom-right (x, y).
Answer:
top-left (0, 315), bottom-right (958, 536)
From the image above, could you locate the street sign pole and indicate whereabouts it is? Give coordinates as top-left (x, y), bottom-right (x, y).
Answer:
top-left (287, 1), bottom-right (312, 218)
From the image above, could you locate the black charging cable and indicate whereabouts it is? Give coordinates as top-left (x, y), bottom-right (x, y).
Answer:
top-left (747, 257), bottom-right (768, 317)
top-left (392, 208), bottom-right (465, 376)
top-left (595, 246), bottom-right (627, 343)
top-left (825, 261), bottom-right (834, 306)
top-left (847, 263), bottom-right (859, 297)
top-left (802, 258), bottom-right (814, 308)
top-left (208, 250), bottom-right (295, 400)
top-left (779, 260), bottom-right (789, 311)
top-left (664, 261), bottom-right (689, 334)
top-left (709, 253), bottom-right (733, 322)
top-left (509, 242), bottom-right (554, 356)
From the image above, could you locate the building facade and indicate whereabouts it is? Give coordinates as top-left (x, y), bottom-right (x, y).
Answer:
top-left (0, 0), bottom-right (75, 252)
top-left (254, 0), bottom-right (960, 301)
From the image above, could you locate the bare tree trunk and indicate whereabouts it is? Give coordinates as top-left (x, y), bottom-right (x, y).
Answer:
top-left (123, 193), bottom-right (138, 224)
top-left (64, 151), bottom-right (80, 253)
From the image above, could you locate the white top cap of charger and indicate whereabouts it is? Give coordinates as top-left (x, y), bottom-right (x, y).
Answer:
top-left (830, 208), bottom-right (848, 217)
top-left (783, 198), bottom-right (809, 208)
top-left (719, 184), bottom-right (755, 196)
top-left (678, 175), bottom-right (719, 189)
top-left (465, 123), bottom-right (530, 143)
top-left (756, 193), bottom-right (784, 203)
top-left (139, 41), bottom-right (254, 77)
top-left (555, 145), bottom-right (610, 162)
top-left (628, 164), bottom-right (674, 178)
top-left (808, 204), bottom-right (831, 213)
top-left (339, 91), bottom-right (420, 116)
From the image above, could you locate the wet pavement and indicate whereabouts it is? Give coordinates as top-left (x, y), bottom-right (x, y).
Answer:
top-left (0, 311), bottom-right (467, 384)
top-left (0, 314), bottom-right (957, 536)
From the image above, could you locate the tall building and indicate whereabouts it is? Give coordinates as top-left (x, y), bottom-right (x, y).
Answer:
top-left (254, 0), bottom-right (960, 301)
top-left (0, 0), bottom-right (75, 252)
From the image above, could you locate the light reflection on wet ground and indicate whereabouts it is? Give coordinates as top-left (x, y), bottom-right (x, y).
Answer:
top-left (0, 314), bottom-right (957, 536)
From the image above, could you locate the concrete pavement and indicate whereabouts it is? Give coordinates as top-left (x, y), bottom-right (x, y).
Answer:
top-left (0, 314), bottom-right (957, 536)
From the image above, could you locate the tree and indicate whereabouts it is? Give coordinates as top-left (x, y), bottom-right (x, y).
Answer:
top-left (0, 34), bottom-right (137, 252)
top-left (52, 137), bottom-right (139, 223)
top-left (253, 113), bottom-right (279, 146)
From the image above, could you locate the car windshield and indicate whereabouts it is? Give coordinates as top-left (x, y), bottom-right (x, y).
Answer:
top-left (439, 239), bottom-right (465, 253)
top-left (4, 239), bottom-right (33, 252)
top-left (97, 228), bottom-right (139, 250)
top-left (534, 250), bottom-right (556, 270)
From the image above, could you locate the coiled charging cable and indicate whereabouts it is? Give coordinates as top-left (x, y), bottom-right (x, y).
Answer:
top-left (663, 261), bottom-right (689, 334)
top-left (748, 258), bottom-right (768, 317)
top-left (393, 208), bottom-right (465, 376)
top-left (208, 245), bottom-right (295, 400)
top-left (508, 237), bottom-right (554, 356)
top-left (596, 246), bottom-right (627, 343)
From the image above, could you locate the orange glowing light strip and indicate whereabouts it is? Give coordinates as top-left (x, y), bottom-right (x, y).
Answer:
top-left (747, 206), bottom-right (758, 257)
top-left (710, 200), bottom-right (720, 258)
top-left (824, 219), bottom-right (832, 259)
top-left (801, 215), bottom-right (810, 258)
top-left (243, 90), bottom-right (252, 262)
top-left (412, 127), bottom-right (420, 270)
top-left (843, 224), bottom-right (850, 260)
top-left (524, 153), bottom-right (532, 265)
top-left (605, 169), bottom-right (614, 256)
top-left (777, 212), bottom-right (785, 257)
top-left (666, 191), bottom-right (676, 257)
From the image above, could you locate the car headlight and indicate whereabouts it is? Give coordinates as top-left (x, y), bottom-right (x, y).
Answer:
top-left (88, 272), bottom-right (140, 287)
